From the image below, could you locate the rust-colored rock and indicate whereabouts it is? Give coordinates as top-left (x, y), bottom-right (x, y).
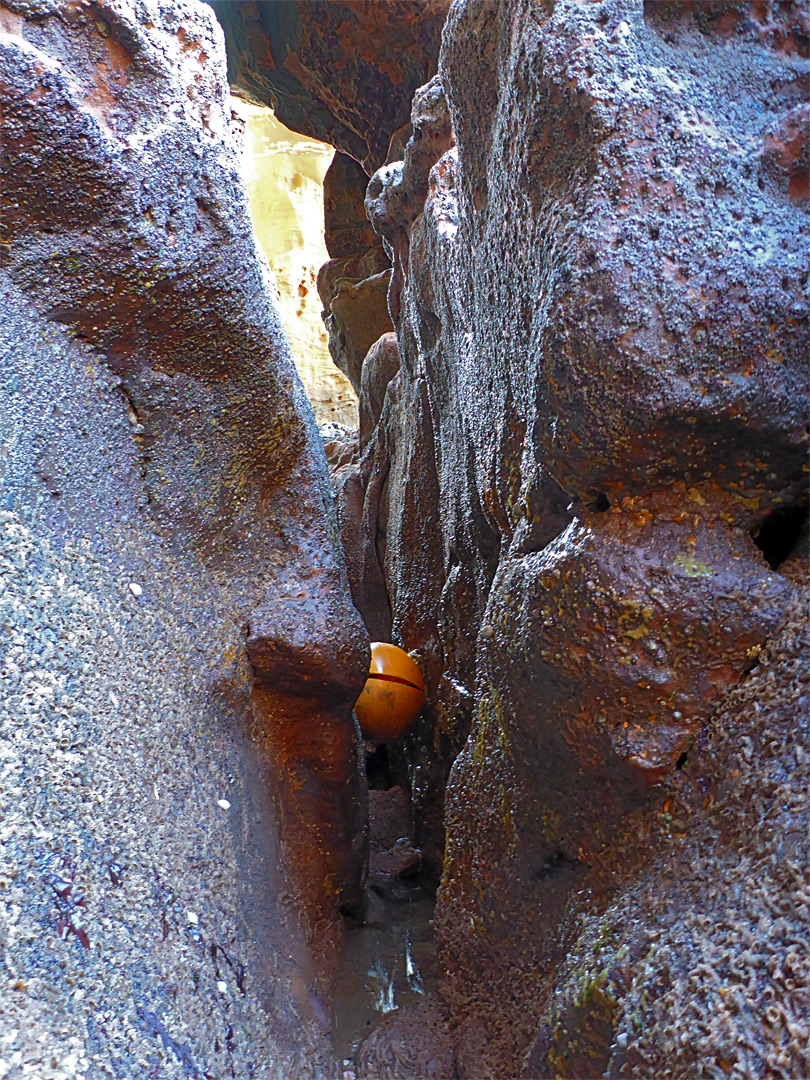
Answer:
top-left (0, 1), bottom-right (369, 1072)
top-left (355, 0), bottom-right (809, 1075)
top-left (210, 0), bottom-right (451, 172)
top-left (357, 998), bottom-right (457, 1080)
top-left (324, 149), bottom-right (380, 260)
top-left (367, 785), bottom-right (422, 882)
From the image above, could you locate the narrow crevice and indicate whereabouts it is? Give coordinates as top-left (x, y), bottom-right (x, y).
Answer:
top-left (117, 383), bottom-right (153, 505)
top-left (332, 742), bottom-right (440, 1066)
top-left (588, 491), bottom-right (611, 513)
top-left (534, 848), bottom-right (582, 882)
top-left (118, 382), bottom-right (142, 426)
top-left (365, 743), bottom-right (393, 791)
top-left (752, 502), bottom-right (808, 570)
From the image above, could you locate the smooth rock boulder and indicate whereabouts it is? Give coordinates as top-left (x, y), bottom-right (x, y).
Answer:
top-left (359, 332), bottom-right (400, 450)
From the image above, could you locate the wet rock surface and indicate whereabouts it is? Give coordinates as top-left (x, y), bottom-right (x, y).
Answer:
top-left (333, 772), bottom-right (441, 1076)
top-left (351, 0), bottom-right (809, 1075)
top-left (359, 333), bottom-right (400, 451)
top-left (367, 786), bottom-right (421, 885)
top-left (356, 998), bottom-right (456, 1080)
top-left (0, 0), bottom-right (368, 1075)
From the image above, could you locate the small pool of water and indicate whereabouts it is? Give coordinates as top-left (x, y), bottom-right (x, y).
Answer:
top-left (330, 882), bottom-right (438, 1064)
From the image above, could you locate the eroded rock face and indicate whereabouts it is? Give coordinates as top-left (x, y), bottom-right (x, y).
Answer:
top-left (209, 0), bottom-right (455, 414)
top-left (236, 104), bottom-right (359, 427)
top-left (0, 0), bottom-right (368, 1074)
top-left (317, 151), bottom-right (393, 397)
top-left (210, 0), bottom-right (451, 173)
top-left (527, 555), bottom-right (810, 1080)
top-left (356, 0), bottom-right (808, 1074)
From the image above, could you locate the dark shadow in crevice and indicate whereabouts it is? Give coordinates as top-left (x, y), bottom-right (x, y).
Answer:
top-left (588, 491), bottom-right (611, 513)
top-left (534, 848), bottom-right (582, 882)
top-left (366, 743), bottom-right (393, 791)
top-left (752, 503), bottom-right (808, 570)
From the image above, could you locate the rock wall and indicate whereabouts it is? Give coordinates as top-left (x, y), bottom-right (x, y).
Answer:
top-left (209, 0), bottom-right (452, 431)
top-left (353, 0), bottom-right (809, 1075)
top-left (4, 0), bottom-right (807, 1076)
top-left (209, 0), bottom-right (451, 173)
top-left (0, 1), bottom-right (368, 1076)
top-left (235, 102), bottom-right (359, 428)
top-left (318, 150), bottom-right (393, 400)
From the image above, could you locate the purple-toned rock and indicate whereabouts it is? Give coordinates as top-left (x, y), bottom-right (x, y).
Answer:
top-left (355, 0), bottom-right (808, 1075)
top-left (0, 1), bottom-right (369, 1073)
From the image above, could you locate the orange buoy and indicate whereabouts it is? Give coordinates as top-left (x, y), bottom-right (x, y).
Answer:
top-left (354, 642), bottom-right (425, 743)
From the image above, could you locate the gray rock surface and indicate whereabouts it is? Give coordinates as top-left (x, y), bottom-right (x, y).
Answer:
top-left (352, 0), bottom-right (809, 1075)
top-left (0, 1), bottom-right (369, 1075)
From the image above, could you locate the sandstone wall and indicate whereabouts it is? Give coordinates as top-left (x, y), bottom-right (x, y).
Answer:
top-left (234, 101), bottom-right (359, 428)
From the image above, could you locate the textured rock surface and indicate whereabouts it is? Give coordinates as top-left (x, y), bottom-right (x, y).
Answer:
top-left (209, 0), bottom-right (450, 173)
top-left (527, 553), bottom-right (809, 1080)
top-left (5, 0), bottom-right (808, 1074)
top-left (356, 998), bottom-right (456, 1080)
top-left (318, 151), bottom-right (393, 397)
top-left (354, 0), bottom-right (809, 1075)
top-left (323, 149), bottom-right (380, 262)
top-left (0, 0), bottom-right (368, 1075)
top-left (235, 103), bottom-right (358, 427)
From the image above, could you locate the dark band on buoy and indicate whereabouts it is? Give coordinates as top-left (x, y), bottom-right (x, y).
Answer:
top-left (354, 642), bottom-right (425, 743)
